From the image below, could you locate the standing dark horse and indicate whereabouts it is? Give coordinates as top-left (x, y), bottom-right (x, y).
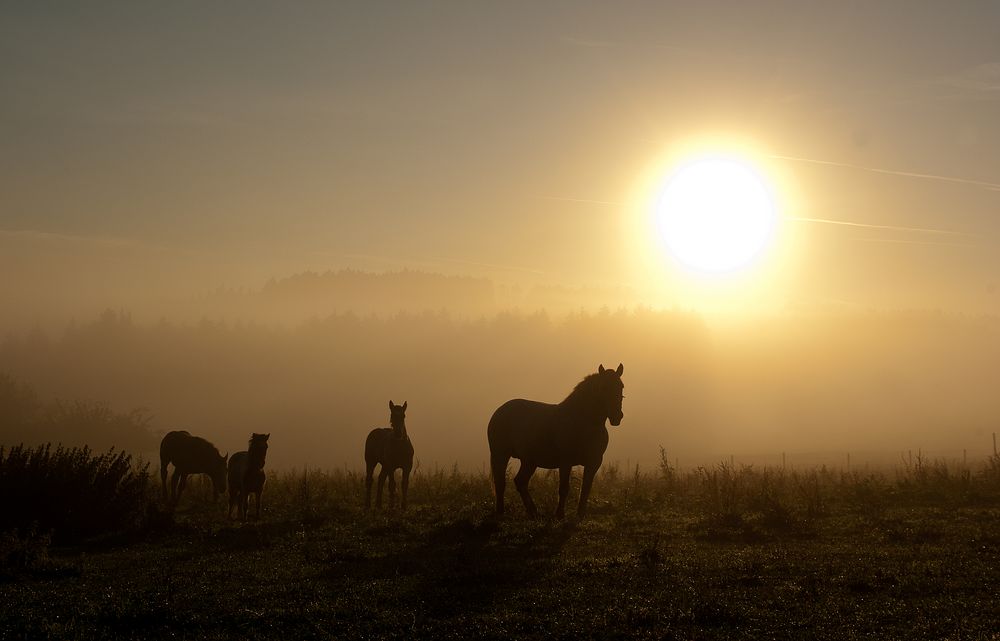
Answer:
top-left (488, 363), bottom-right (624, 518)
top-left (159, 430), bottom-right (228, 505)
top-left (228, 433), bottom-right (269, 521)
top-left (365, 401), bottom-right (415, 510)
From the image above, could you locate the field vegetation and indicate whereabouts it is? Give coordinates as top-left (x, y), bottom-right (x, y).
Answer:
top-left (2, 444), bottom-right (999, 639)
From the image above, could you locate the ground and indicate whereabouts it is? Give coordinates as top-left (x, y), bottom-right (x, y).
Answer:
top-left (2, 467), bottom-right (999, 640)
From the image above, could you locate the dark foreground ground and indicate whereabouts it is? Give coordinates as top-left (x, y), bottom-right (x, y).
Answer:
top-left (3, 466), bottom-right (1000, 640)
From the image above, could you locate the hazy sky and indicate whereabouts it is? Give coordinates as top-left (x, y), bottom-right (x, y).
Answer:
top-left (4, 2), bottom-right (1000, 317)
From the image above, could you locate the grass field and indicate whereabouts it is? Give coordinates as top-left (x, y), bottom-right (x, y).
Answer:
top-left (3, 457), bottom-right (1000, 640)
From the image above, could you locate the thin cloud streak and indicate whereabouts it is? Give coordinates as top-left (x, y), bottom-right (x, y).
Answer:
top-left (784, 216), bottom-right (970, 236)
top-left (539, 196), bottom-right (971, 238)
top-left (0, 228), bottom-right (138, 248)
top-left (855, 237), bottom-right (979, 248)
top-left (766, 154), bottom-right (1000, 192)
top-left (540, 195), bottom-right (623, 206)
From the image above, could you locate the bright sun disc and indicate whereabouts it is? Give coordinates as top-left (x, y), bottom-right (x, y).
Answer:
top-left (656, 157), bottom-right (777, 273)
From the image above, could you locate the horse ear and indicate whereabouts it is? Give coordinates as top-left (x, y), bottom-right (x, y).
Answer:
top-left (616, 363), bottom-right (624, 376)
top-left (389, 400), bottom-right (394, 410)
top-left (264, 433), bottom-right (270, 440)
top-left (402, 401), bottom-right (407, 411)
top-left (598, 364), bottom-right (605, 374)
top-left (223, 452), bottom-right (229, 462)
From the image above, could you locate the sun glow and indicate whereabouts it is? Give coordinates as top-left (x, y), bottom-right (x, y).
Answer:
top-left (655, 156), bottom-right (778, 274)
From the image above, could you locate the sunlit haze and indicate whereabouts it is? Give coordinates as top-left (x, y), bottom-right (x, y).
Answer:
top-left (3, 2), bottom-right (1000, 471)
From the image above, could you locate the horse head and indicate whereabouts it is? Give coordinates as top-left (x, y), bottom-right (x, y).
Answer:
top-left (597, 363), bottom-right (625, 426)
top-left (389, 400), bottom-right (407, 437)
top-left (249, 433), bottom-right (270, 462)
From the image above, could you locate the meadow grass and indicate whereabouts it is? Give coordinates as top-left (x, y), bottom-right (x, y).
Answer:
top-left (2, 452), bottom-right (999, 639)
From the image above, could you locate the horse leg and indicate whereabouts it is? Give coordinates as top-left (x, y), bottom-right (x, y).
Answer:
top-left (176, 472), bottom-right (189, 505)
top-left (254, 490), bottom-right (261, 520)
top-left (365, 461), bottom-right (376, 509)
top-left (578, 463), bottom-right (600, 518)
top-left (556, 465), bottom-right (571, 519)
top-left (401, 466), bottom-right (411, 511)
top-left (160, 463), bottom-right (169, 502)
top-left (514, 461), bottom-right (538, 518)
top-left (228, 482), bottom-right (239, 519)
top-left (376, 467), bottom-right (388, 509)
top-left (490, 453), bottom-right (509, 516)
top-left (170, 469), bottom-right (183, 504)
top-left (387, 471), bottom-right (397, 509)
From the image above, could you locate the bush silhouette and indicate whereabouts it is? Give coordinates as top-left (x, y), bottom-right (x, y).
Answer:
top-left (0, 443), bottom-right (150, 544)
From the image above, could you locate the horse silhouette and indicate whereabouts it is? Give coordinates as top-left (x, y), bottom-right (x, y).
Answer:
top-left (365, 401), bottom-right (415, 510)
top-left (227, 433), bottom-right (269, 521)
top-left (488, 363), bottom-right (624, 518)
top-left (159, 430), bottom-right (228, 505)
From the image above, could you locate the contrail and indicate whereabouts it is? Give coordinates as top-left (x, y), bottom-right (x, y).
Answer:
top-left (784, 216), bottom-right (970, 236)
top-left (855, 237), bottom-right (979, 248)
top-left (765, 154), bottom-right (1000, 192)
top-left (0, 228), bottom-right (138, 247)
top-left (542, 195), bottom-right (973, 236)
top-left (540, 195), bottom-right (623, 206)
top-left (539, 196), bottom-right (971, 237)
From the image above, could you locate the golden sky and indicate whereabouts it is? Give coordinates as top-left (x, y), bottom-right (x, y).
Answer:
top-left (3, 2), bottom-right (1000, 319)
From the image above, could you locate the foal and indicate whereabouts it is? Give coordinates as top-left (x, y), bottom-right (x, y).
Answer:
top-left (365, 401), bottom-right (415, 510)
top-left (159, 430), bottom-right (228, 505)
top-left (227, 433), bottom-right (269, 521)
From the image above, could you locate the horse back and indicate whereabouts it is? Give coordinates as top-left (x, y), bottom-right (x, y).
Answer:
top-left (160, 430), bottom-right (191, 464)
top-left (488, 398), bottom-right (606, 468)
top-left (488, 399), bottom-right (557, 443)
top-left (160, 430), bottom-right (219, 472)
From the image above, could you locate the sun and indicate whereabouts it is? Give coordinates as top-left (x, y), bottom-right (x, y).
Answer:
top-left (655, 156), bottom-right (778, 273)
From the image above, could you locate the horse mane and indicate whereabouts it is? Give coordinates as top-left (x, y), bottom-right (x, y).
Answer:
top-left (186, 433), bottom-right (222, 459)
top-left (561, 373), bottom-right (602, 411)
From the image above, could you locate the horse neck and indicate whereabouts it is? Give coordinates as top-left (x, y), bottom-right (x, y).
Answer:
top-left (247, 445), bottom-right (267, 469)
top-left (560, 379), bottom-right (606, 424)
top-left (391, 423), bottom-right (407, 439)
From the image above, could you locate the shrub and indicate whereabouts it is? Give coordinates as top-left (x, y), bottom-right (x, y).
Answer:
top-left (0, 525), bottom-right (52, 575)
top-left (0, 444), bottom-right (151, 544)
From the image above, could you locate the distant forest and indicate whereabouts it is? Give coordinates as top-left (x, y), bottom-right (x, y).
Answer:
top-left (0, 372), bottom-right (156, 454)
top-left (3, 298), bottom-right (999, 470)
top-left (181, 269), bottom-right (641, 327)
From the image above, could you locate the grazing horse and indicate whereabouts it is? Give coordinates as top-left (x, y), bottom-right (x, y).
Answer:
top-left (488, 363), bottom-right (625, 518)
top-left (228, 433), bottom-right (269, 521)
top-left (365, 401), bottom-right (415, 510)
top-left (159, 430), bottom-right (228, 505)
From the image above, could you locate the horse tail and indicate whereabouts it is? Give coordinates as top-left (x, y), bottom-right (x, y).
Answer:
top-left (159, 431), bottom-right (176, 499)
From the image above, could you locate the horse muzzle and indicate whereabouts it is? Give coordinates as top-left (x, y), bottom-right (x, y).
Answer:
top-left (609, 412), bottom-right (623, 427)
